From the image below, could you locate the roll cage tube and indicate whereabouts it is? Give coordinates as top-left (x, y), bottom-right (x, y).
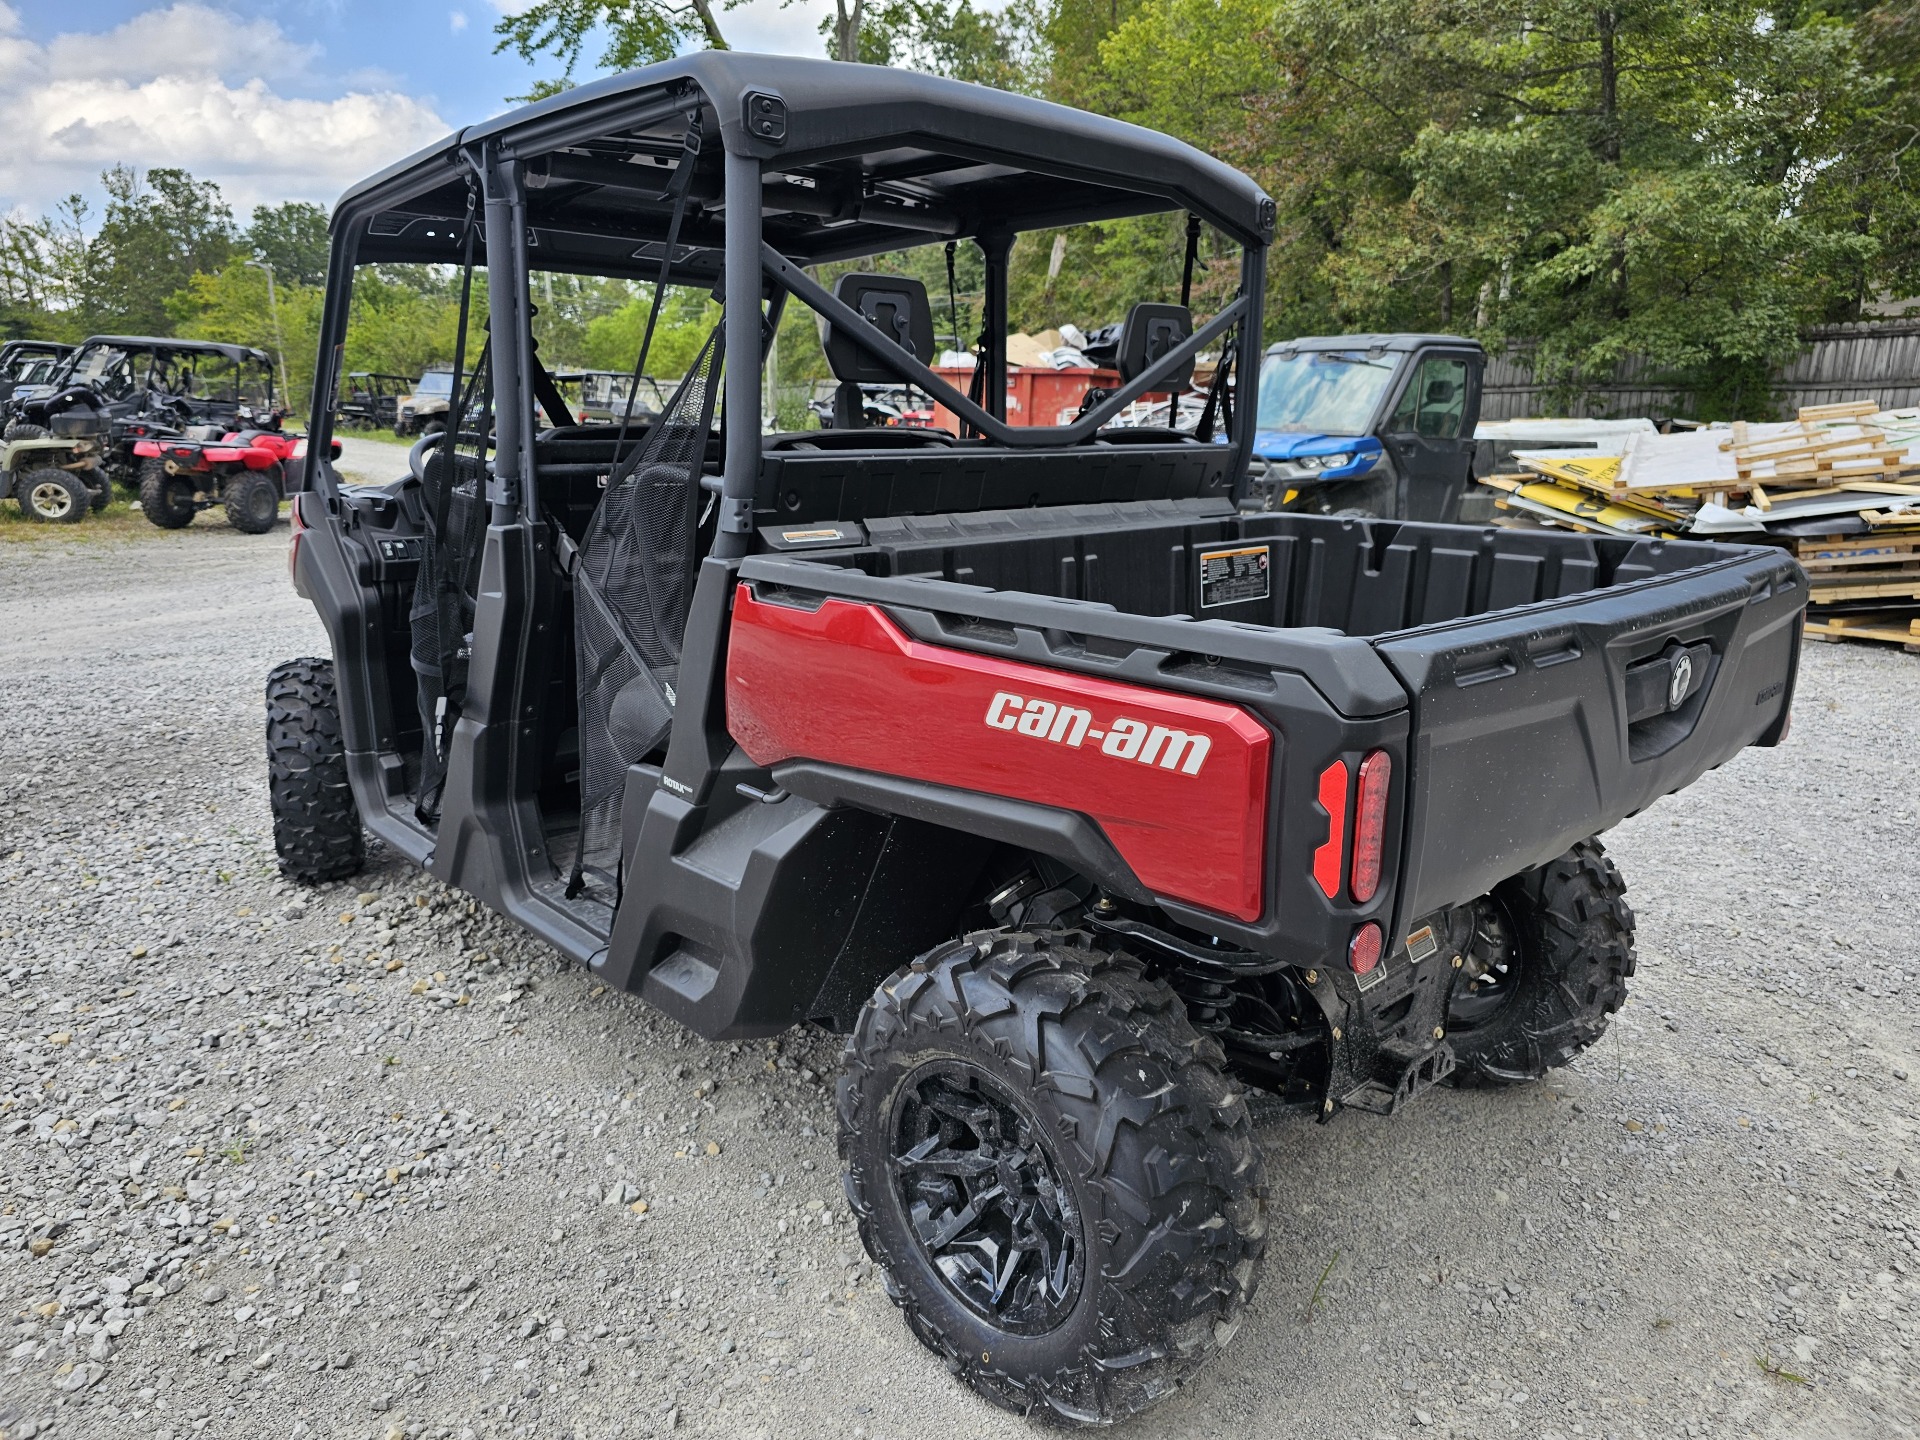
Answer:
top-left (762, 244), bottom-right (1249, 451)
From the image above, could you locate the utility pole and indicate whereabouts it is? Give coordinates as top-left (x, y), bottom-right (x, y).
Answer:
top-left (245, 258), bottom-right (288, 410)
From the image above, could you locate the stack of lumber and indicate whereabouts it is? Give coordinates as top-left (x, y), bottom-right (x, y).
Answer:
top-left (1478, 399), bottom-right (1920, 647)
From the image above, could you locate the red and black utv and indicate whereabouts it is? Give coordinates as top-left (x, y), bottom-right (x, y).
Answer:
top-left (267, 54), bottom-right (1804, 1425)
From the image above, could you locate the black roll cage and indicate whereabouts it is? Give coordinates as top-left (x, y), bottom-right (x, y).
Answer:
top-left (300, 57), bottom-right (1273, 531)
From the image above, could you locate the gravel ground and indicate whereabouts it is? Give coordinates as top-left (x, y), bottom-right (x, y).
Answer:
top-left (1, 523), bottom-right (1917, 1440)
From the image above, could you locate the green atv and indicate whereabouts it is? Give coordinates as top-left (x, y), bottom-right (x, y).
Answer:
top-left (0, 411), bottom-right (112, 523)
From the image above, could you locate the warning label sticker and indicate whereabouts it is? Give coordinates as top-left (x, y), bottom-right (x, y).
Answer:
top-left (1198, 545), bottom-right (1271, 608)
top-left (780, 528), bottom-right (846, 544)
top-left (1405, 924), bottom-right (1439, 964)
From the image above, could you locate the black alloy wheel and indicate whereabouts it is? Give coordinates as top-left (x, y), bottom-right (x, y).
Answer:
top-left (888, 1061), bottom-right (1083, 1336)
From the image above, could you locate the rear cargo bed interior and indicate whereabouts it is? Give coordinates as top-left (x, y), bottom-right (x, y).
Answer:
top-left (796, 499), bottom-right (1729, 639)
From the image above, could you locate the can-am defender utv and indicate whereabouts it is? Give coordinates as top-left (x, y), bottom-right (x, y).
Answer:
top-left (269, 54), bottom-right (1804, 1425)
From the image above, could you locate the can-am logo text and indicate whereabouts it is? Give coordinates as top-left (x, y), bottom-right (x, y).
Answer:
top-left (984, 691), bottom-right (1211, 776)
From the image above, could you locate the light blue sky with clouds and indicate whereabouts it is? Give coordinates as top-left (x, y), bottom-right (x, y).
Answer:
top-left (0, 1), bottom-right (831, 220)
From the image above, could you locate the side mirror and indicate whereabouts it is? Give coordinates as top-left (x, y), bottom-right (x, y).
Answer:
top-left (1116, 303), bottom-right (1194, 388)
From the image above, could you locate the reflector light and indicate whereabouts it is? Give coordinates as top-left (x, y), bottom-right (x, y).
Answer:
top-left (1349, 922), bottom-right (1383, 974)
top-left (1311, 760), bottom-right (1349, 898)
top-left (1350, 749), bottom-right (1392, 903)
top-left (287, 496), bottom-right (307, 583)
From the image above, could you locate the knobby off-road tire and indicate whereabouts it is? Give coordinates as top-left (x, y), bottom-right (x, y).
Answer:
top-left (266, 658), bottom-right (364, 884)
top-left (16, 467), bottom-right (87, 523)
top-left (838, 930), bottom-right (1267, 1426)
top-left (4, 421), bottom-right (48, 441)
top-left (85, 471), bottom-right (111, 511)
top-left (1447, 837), bottom-right (1636, 1087)
top-left (224, 468), bottom-right (280, 533)
top-left (139, 465), bottom-right (196, 529)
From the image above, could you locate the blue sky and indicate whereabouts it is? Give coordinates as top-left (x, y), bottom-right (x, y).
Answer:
top-left (0, 1), bottom-right (829, 220)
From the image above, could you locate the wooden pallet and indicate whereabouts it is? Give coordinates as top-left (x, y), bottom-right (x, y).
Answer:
top-left (1805, 577), bottom-right (1920, 602)
top-left (1804, 611), bottom-right (1920, 650)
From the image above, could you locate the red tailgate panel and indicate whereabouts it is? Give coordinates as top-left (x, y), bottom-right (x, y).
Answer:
top-left (726, 586), bottom-right (1272, 921)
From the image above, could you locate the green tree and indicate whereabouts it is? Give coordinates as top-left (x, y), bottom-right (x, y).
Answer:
top-left (246, 202), bottom-right (331, 289)
top-left (168, 262), bottom-right (323, 413)
top-left (1085, 0), bottom-right (1917, 416)
top-left (493, 0), bottom-right (735, 94)
top-left (86, 166), bottom-right (235, 334)
top-left (852, 0), bottom-right (1037, 87)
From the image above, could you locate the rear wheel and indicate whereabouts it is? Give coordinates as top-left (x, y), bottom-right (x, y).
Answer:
top-left (266, 658), bottom-right (364, 884)
top-left (839, 930), bottom-right (1266, 1425)
top-left (16, 467), bottom-right (87, 523)
top-left (1446, 837), bottom-right (1636, 1087)
top-left (223, 469), bottom-right (280, 533)
top-left (139, 466), bottom-right (197, 528)
top-left (85, 470), bottom-right (111, 511)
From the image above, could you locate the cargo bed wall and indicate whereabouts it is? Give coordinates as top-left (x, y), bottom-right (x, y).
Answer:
top-left (815, 503), bottom-right (1750, 640)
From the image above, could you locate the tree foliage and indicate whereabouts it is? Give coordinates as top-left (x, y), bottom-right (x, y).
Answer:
top-left (4, 3), bottom-right (1918, 421)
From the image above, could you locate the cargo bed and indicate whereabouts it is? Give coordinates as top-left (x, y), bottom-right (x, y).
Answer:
top-left (732, 499), bottom-right (1804, 966)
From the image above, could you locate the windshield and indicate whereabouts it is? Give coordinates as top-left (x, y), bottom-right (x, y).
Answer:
top-left (1255, 351), bottom-right (1399, 435)
top-left (68, 346), bottom-right (141, 399)
top-left (415, 371), bottom-right (454, 397)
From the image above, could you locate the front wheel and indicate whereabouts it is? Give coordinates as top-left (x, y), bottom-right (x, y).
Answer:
top-left (1446, 837), bottom-right (1636, 1086)
top-left (838, 930), bottom-right (1267, 1426)
top-left (266, 657), bottom-right (364, 884)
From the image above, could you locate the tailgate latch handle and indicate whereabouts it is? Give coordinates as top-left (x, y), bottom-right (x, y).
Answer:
top-left (1622, 641), bottom-right (1710, 724)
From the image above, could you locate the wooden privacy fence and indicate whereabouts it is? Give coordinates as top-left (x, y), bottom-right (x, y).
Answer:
top-left (1480, 319), bottom-right (1920, 422)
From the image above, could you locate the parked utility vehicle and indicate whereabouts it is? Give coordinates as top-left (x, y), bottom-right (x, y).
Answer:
top-left (267, 55), bottom-right (1805, 1426)
top-left (0, 340), bottom-right (74, 408)
top-left (9, 336), bottom-right (278, 490)
top-left (335, 372), bottom-right (411, 431)
top-left (0, 407), bottom-right (111, 521)
top-left (392, 368), bottom-right (454, 436)
top-left (1251, 333), bottom-right (1491, 522)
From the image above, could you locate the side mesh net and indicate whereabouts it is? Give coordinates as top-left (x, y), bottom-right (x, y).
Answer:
top-left (409, 349), bottom-right (493, 821)
top-left (571, 326), bottom-right (723, 890)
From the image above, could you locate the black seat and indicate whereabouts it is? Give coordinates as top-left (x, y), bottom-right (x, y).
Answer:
top-left (821, 272), bottom-right (936, 430)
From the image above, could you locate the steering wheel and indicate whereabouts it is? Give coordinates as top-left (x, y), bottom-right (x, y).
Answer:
top-left (408, 429), bottom-right (493, 483)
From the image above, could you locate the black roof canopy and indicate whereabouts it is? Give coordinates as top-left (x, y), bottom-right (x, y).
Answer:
top-left (339, 53), bottom-right (1273, 277)
top-left (1265, 334), bottom-right (1482, 356)
top-left (74, 335), bottom-right (272, 364)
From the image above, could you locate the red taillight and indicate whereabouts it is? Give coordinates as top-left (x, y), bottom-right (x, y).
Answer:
top-left (1311, 760), bottom-right (1348, 898)
top-left (1350, 749), bottom-right (1392, 903)
top-left (1349, 922), bottom-right (1382, 974)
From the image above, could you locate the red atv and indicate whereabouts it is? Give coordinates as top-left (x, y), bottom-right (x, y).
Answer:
top-left (133, 424), bottom-right (336, 533)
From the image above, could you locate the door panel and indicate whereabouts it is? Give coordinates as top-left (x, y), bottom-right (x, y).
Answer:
top-left (1382, 352), bottom-right (1478, 522)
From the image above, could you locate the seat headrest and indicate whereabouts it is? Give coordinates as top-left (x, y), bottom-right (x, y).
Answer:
top-left (1116, 302), bottom-right (1194, 387)
top-left (823, 273), bottom-right (936, 385)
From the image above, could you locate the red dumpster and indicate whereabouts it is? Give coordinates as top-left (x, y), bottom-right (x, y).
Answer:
top-left (929, 364), bottom-right (1119, 433)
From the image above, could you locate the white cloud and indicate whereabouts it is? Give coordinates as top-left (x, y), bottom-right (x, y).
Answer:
top-left (450, 10), bottom-right (469, 34)
top-left (0, 5), bottom-right (448, 218)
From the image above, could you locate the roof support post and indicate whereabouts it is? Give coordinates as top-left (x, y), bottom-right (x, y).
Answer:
top-left (979, 228), bottom-right (1012, 423)
top-left (1228, 242), bottom-right (1265, 507)
top-left (716, 147), bottom-right (762, 561)
top-left (481, 141), bottom-right (532, 521)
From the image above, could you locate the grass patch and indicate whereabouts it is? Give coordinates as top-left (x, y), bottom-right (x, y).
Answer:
top-left (0, 494), bottom-right (292, 544)
top-left (0, 497), bottom-right (152, 544)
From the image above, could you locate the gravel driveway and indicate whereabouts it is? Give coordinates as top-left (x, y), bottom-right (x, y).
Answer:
top-left (1, 523), bottom-right (1916, 1440)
